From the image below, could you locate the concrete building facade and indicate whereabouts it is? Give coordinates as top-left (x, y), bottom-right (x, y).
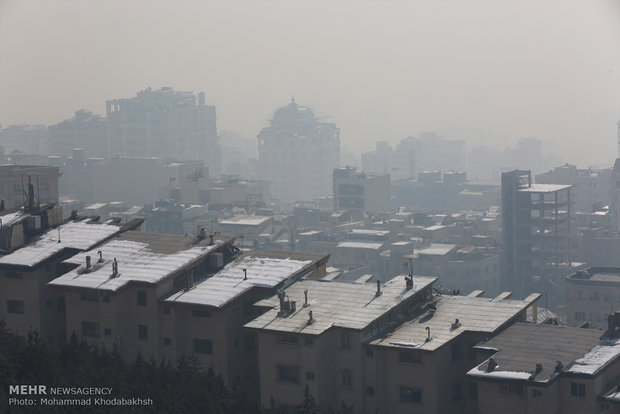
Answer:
top-left (333, 167), bottom-right (391, 214)
top-left (257, 99), bottom-right (340, 203)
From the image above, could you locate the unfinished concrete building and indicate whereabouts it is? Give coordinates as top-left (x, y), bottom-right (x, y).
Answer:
top-left (501, 170), bottom-right (575, 307)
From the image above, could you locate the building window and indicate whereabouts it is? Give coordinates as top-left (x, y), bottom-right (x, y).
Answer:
top-left (81, 322), bottom-right (100, 337)
top-left (532, 389), bottom-right (543, 398)
top-left (57, 298), bottom-right (65, 312)
top-left (342, 369), bottom-right (352, 387)
top-left (138, 324), bottom-right (148, 340)
top-left (570, 383), bottom-right (586, 398)
top-left (499, 383), bottom-right (523, 394)
top-left (399, 351), bottom-right (421, 364)
top-left (192, 309), bottom-right (212, 317)
top-left (164, 338), bottom-right (172, 346)
top-left (6, 271), bottom-right (22, 279)
top-left (589, 292), bottom-right (599, 301)
top-left (400, 387), bottom-right (422, 403)
top-left (137, 291), bottom-right (147, 306)
top-left (46, 299), bottom-right (53, 307)
top-left (366, 348), bottom-right (374, 358)
top-left (193, 338), bottom-right (213, 354)
top-left (7, 299), bottom-right (24, 314)
top-left (277, 365), bottom-right (300, 384)
top-left (575, 312), bottom-right (586, 321)
top-left (366, 386), bottom-right (375, 396)
top-left (163, 306), bottom-right (171, 314)
top-left (306, 372), bottom-right (315, 381)
top-left (276, 334), bottom-right (298, 345)
top-left (340, 332), bottom-right (351, 350)
top-left (304, 337), bottom-right (314, 346)
top-left (589, 313), bottom-right (601, 322)
top-left (104, 328), bottom-right (112, 337)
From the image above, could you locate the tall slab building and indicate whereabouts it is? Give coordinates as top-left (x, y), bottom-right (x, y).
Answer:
top-left (106, 87), bottom-right (220, 175)
top-left (257, 99), bottom-right (340, 203)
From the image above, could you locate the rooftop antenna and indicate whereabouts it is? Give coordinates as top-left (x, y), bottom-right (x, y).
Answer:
top-left (57, 228), bottom-right (61, 243)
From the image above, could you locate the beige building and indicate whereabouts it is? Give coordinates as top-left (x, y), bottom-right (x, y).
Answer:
top-left (0, 164), bottom-right (60, 209)
top-left (468, 321), bottom-right (620, 414)
top-left (164, 250), bottom-right (329, 388)
top-left (333, 167), bottom-right (391, 214)
top-left (0, 216), bottom-right (139, 346)
top-left (566, 267), bottom-right (620, 328)
top-left (218, 215), bottom-right (274, 249)
top-left (49, 231), bottom-right (236, 361)
top-left (245, 275), bottom-right (540, 413)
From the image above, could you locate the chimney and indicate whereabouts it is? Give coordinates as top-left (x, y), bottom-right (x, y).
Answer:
top-left (85, 255), bottom-right (91, 270)
top-left (97, 250), bottom-right (104, 263)
top-left (304, 289), bottom-right (308, 307)
top-left (405, 275), bottom-right (413, 290)
top-left (308, 310), bottom-right (314, 325)
top-left (376, 280), bottom-right (382, 297)
top-left (487, 358), bottom-right (498, 372)
top-left (110, 258), bottom-right (118, 278)
top-left (198, 228), bottom-right (206, 239)
top-left (554, 360), bottom-right (563, 373)
top-left (607, 312), bottom-right (620, 338)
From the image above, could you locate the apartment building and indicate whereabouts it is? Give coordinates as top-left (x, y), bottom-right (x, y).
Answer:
top-left (49, 231), bottom-right (236, 361)
top-left (0, 216), bottom-right (140, 345)
top-left (467, 321), bottom-right (620, 414)
top-left (0, 164), bottom-right (61, 209)
top-left (257, 99), bottom-right (340, 203)
top-left (245, 275), bottom-right (540, 413)
top-left (48, 110), bottom-right (108, 158)
top-left (333, 167), bottom-right (391, 214)
top-left (164, 251), bottom-right (329, 388)
top-left (565, 267), bottom-right (620, 328)
top-left (106, 87), bottom-right (220, 174)
top-left (218, 215), bottom-right (274, 249)
top-left (369, 291), bottom-right (541, 414)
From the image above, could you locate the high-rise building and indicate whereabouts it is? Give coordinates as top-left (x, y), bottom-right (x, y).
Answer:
top-left (106, 87), bottom-right (220, 175)
top-left (257, 99), bottom-right (340, 203)
top-left (501, 170), bottom-right (573, 305)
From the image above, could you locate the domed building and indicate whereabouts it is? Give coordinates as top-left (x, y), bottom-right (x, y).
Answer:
top-left (257, 99), bottom-right (340, 203)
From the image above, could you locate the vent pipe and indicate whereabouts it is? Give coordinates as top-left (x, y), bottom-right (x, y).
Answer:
top-left (85, 256), bottom-right (91, 270)
top-left (376, 280), bottom-right (382, 297)
top-left (304, 289), bottom-right (308, 307)
top-left (243, 268), bottom-right (247, 280)
top-left (308, 310), bottom-right (314, 325)
top-left (111, 258), bottom-right (118, 277)
top-left (487, 357), bottom-right (497, 372)
top-left (97, 250), bottom-right (104, 263)
top-left (425, 326), bottom-right (431, 342)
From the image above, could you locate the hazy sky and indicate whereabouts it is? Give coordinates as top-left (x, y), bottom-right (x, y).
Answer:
top-left (1, 0), bottom-right (619, 166)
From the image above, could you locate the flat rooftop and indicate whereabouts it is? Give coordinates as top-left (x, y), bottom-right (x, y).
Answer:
top-left (49, 232), bottom-right (231, 292)
top-left (568, 268), bottom-right (620, 284)
top-left (417, 243), bottom-right (457, 256)
top-left (219, 215), bottom-right (272, 226)
top-left (349, 229), bottom-right (391, 237)
top-left (0, 220), bottom-right (124, 268)
top-left (165, 251), bottom-right (326, 309)
top-left (245, 275), bottom-right (436, 335)
top-left (337, 241), bottom-right (384, 250)
top-left (0, 209), bottom-right (29, 228)
top-left (371, 293), bottom-right (539, 352)
top-left (518, 184), bottom-right (572, 193)
top-left (467, 323), bottom-right (613, 383)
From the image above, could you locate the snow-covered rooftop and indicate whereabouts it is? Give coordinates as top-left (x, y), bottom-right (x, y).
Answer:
top-left (337, 241), bottom-right (384, 250)
top-left (49, 232), bottom-right (227, 291)
top-left (0, 210), bottom-right (29, 228)
top-left (0, 220), bottom-right (123, 268)
top-left (165, 253), bottom-right (319, 308)
top-left (219, 215), bottom-right (272, 226)
top-left (246, 275), bottom-right (436, 335)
